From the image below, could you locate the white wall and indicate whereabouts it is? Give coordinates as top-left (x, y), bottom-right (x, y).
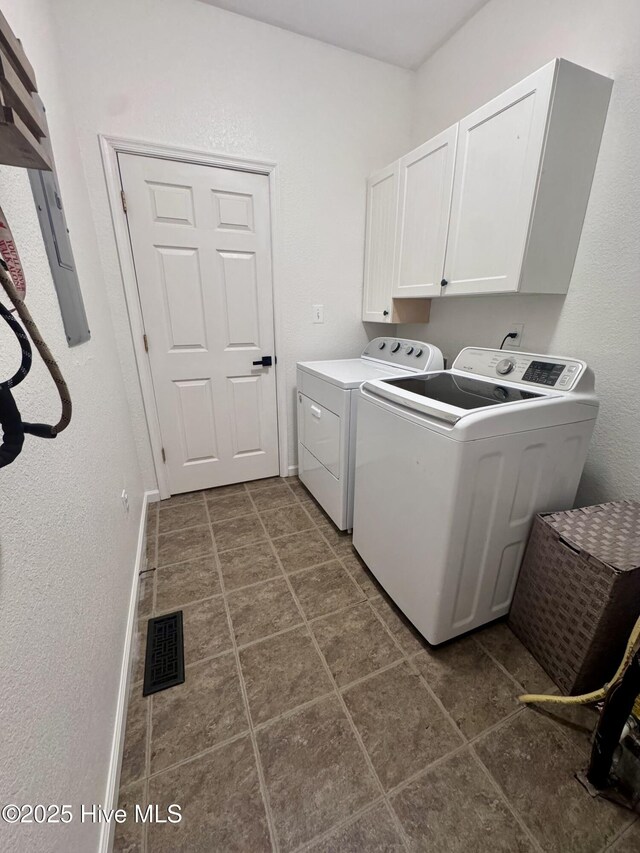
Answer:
top-left (402, 0), bottom-right (640, 505)
top-left (0, 2), bottom-right (144, 851)
top-left (51, 0), bottom-right (413, 485)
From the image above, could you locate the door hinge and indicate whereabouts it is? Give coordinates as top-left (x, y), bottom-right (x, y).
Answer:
top-left (121, 190), bottom-right (128, 213)
top-left (161, 447), bottom-right (166, 463)
top-left (143, 333), bottom-right (149, 352)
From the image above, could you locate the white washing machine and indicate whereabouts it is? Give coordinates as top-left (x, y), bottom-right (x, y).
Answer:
top-left (297, 338), bottom-right (443, 530)
top-left (353, 347), bottom-right (599, 644)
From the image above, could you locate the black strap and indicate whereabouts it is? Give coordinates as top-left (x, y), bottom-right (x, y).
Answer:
top-left (0, 386), bottom-right (25, 468)
top-left (0, 301), bottom-right (32, 390)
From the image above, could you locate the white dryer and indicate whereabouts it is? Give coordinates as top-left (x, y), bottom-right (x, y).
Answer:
top-left (297, 338), bottom-right (443, 530)
top-left (353, 347), bottom-right (599, 644)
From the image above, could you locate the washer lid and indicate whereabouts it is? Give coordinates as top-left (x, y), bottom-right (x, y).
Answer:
top-left (296, 358), bottom-right (409, 389)
top-left (364, 370), bottom-right (550, 427)
top-left (385, 373), bottom-right (543, 410)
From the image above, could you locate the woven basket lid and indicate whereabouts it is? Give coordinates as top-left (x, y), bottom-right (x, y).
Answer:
top-left (542, 500), bottom-right (640, 573)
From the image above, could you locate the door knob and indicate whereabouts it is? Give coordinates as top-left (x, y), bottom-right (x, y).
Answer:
top-left (252, 355), bottom-right (273, 367)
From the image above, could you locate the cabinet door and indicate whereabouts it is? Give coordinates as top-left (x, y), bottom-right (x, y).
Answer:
top-left (362, 162), bottom-right (398, 322)
top-left (393, 125), bottom-right (457, 299)
top-left (442, 63), bottom-right (555, 296)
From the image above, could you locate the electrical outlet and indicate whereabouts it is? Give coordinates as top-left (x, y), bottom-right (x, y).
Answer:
top-left (121, 488), bottom-right (130, 514)
top-left (509, 323), bottom-right (524, 347)
top-left (312, 304), bottom-right (324, 324)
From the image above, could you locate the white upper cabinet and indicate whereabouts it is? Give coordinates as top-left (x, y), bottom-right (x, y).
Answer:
top-left (393, 125), bottom-right (457, 299)
top-left (362, 162), bottom-right (398, 323)
top-left (442, 59), bottom-right (612, 296)
top-left (362, 58), bottom-right (612, 318)
top-left (442, 64), bottom-right (555, 296)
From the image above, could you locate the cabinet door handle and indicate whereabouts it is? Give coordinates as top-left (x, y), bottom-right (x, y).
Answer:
top-left (310, 404), bottom-right (322, 419)
top-left (440, 279), bottom-right (448, 288)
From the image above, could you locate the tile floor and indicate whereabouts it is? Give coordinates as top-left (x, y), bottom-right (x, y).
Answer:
top-left (115, 477), bottom-right (639, 853)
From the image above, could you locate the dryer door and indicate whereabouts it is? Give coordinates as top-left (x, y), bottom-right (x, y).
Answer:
top-left (298, 393), bottom-right (341, 478)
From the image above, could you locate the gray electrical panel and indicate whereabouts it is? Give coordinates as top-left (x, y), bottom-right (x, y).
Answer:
top-left (28, 166), bottom-right (90, 347)
top-left (26, 94), bottom-right (90, 347)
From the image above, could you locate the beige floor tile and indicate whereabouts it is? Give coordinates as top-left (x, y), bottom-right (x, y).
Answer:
top-left (284, 478), bottom-right (313, 502)
top-left (289, 561), bottom-right (364, 620)
top-left (312, 602), bottom-right (401, 687)
top-left (474, 621), bottom-right (556, 694)
top-left (343, 662), bottom-right (461, 790)
top-left (260, 504), bottom-right (314, 538)
top-left (256, 695), bottom-right (379, 851)
top-left (391, 748), bottom-right (534, 853)
top-left (272, 529), bottom-right (335, 573)
top-left (159, 491), bottom-right (205, 508)
top-left (218, 540), bottom-right (282, 591)
top-left (202, 482), bottom-right (247, 501)
top-left (150, 654), bottom-right (247, 774)
top-left (301, 499), bottom-right (330, 526)
top-left (120, 689), bottom-right (148, 787)
top-left (132, 620), bottom-right (147, 684)
top-left (611, 820), bottom-right (640, 852)
top-left (240, 626), bottom-right (332, 725)
top-left (182, 596), bottom-right (231, 664)
top-left (157, 525), bottom-right (214, 567)
top-left (155, 556), bottom-right (220, 613)
top-left (227, 578), bottom-right (302, 646)
top-left (158, 501), bottom-right (209, 535)
top-left (113, 779), bottom-right (146, 853)
top-left (412, 637), bottom-right (519, 738)
top-left (341, 552), bottom-right (383, 599)
top-left (316, 518), bottom-right (352, 550)
top-left (475, 709), bottom-right (630, 853)
top-left (145, 532), bottom-right (157, 569)
top-left (245, 476), bottom-right (287, 491)
top-left (251, 484), bottom-right (299, 511)
top-left (308, 806), bottom-right (404, 852)
top-left (370, 596), bottom-right (428, 656)
top-left (137, 571), bottom-right (154, 619)
top-left (537, 702), bottom-right (599, 754)
top-left (146, 503), bottom-right (158, 538)
top-left (212, 513), bottom-right (266, 552)
top-left (148, 736), bottom-right (271, 852)
top-left (206, 492), bottom-right (254, 521)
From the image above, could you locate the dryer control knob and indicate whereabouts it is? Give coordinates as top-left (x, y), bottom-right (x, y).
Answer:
top-left (496, 358), bottom-right (516, 375)
top-left (391, 342), bottom-right (401, 353)
top-left (415, 348), bottom-right (423, 357)
top-left (406, 346), bottom-right (414, 355)
top-left (378, 341), bottom-right (386, 349)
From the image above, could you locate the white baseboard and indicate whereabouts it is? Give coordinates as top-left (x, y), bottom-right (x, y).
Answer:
top-left (99, 490), bottom-right (153, 853)
top-left (287, 464), bottom-right (298, 476)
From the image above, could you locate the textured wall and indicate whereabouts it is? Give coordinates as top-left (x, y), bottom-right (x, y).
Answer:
top-left (0, 2), bottom-right (144, 851)
top-left (51, 0), bottom-right (413, 486)
top-left (402, 0), bottom-right (640, 505)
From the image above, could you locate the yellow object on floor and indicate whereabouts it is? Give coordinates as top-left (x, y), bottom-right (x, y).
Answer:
top-left (519, 614), bottom-right (640, 709)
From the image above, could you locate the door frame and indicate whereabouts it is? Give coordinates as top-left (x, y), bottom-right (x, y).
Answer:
top-left (99, 135), bottom-right (287, 498)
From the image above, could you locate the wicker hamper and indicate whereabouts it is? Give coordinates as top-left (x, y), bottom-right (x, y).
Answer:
top-left (509, 500), bottom-right (640, 695)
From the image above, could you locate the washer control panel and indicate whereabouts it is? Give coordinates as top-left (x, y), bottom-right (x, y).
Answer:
top-left (453, 348), bottom-right (586, 390)
top-left (362, 338), bottom-right (441, 372)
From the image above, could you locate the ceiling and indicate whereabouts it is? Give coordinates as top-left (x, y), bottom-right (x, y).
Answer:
top-left (198, 0), bottom-right (488, 70)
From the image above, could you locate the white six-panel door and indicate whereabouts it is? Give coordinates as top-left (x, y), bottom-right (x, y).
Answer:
top-left (118, 154), bottom-right (279, 494)
top-left (442, 62), bottom-right (555, 295)
top-left (393, 125), bottom-right (457, 299)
